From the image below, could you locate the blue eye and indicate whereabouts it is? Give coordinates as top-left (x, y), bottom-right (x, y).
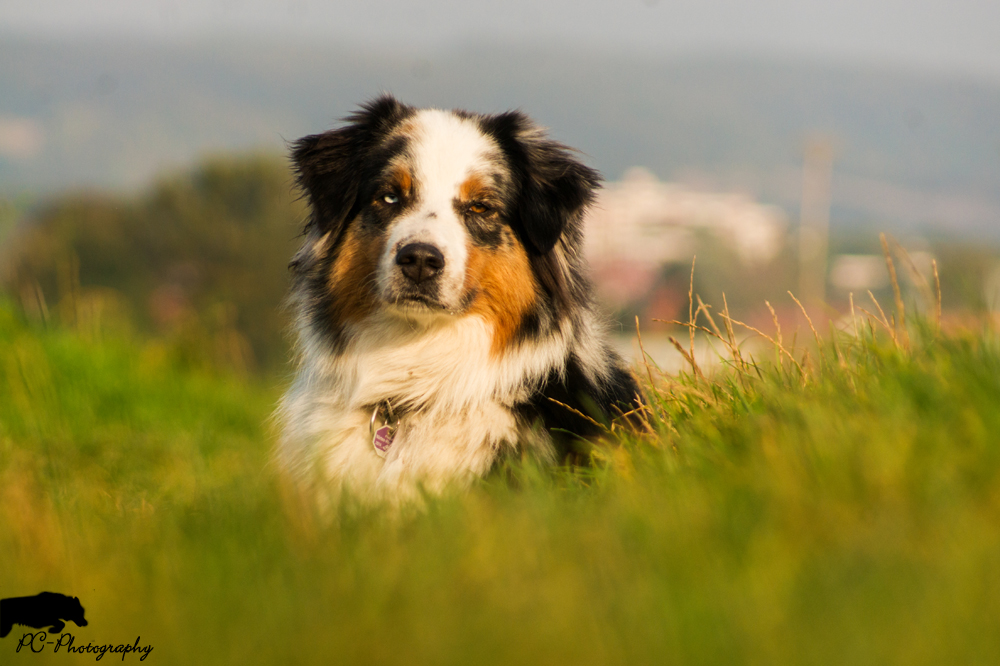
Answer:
top-left (383, 194), bottom-right (399, 205)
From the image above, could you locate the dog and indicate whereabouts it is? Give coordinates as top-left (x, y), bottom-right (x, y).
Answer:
top-left (277, 95), bottom-right (642, 504)
top-left (0, 592), bottom-right (88, 638)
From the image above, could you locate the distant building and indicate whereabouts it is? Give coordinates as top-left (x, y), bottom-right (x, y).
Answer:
top-left (828, 255), bottom-right (890, 292)
top-left (828, 251), bottom-right (935, 294)
top-left (584, 167), bottom-right (787, 304)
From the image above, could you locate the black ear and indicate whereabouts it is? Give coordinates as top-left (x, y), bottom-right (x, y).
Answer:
top-left (291, 95), bottom-right (413, 240)
top-left (480, 112), bottom-right (600, 255)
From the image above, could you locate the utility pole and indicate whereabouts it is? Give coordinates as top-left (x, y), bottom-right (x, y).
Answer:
top-left (798, 137), bottom-right (834, 310)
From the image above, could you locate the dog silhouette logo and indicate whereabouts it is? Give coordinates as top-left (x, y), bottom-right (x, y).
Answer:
top-left (1, 592), bottom-right (88, 638)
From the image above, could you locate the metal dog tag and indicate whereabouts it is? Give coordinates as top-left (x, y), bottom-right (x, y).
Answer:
top-left (372, 425), bottom-right (396, 457)
top-left (370, 402), bottom-right (397, 458)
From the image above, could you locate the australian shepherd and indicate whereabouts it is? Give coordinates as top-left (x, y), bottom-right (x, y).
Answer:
top-left (278, 95), bottom-right (641, 504)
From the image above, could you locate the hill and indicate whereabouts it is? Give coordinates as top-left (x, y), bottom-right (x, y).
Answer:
top-left (2, 36), bottom-right (1000, 238)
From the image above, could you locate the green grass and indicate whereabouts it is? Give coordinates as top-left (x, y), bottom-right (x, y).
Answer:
top-left (3, 299), bottom-right (1000, 665)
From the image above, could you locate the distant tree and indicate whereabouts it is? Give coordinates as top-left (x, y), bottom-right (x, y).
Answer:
top-left (3, 154), bottom-right (307, 372)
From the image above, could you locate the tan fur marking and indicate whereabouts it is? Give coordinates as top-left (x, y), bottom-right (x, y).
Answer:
top-left (459, 173), bottom-right (491, 202)
top-left (389, 167), bottom-right (413, 197)
top-left (464, 233), bottom-right (538, 356)
top-left (328, 224), bottom-right (383, 323)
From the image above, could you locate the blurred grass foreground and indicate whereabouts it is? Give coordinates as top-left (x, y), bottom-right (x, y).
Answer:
top-left (3, 275), bottom-right (1000, 664)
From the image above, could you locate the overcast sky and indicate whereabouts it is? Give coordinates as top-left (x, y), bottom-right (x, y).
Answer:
top-left (4, 0), bottom-right (1000, 80)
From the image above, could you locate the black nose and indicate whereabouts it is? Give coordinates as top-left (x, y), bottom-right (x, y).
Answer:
top-left (395, 243), bottom-right (445, 284)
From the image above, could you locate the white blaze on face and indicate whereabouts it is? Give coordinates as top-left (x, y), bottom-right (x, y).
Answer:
top-left (379, 110), bottom-right (500, 310)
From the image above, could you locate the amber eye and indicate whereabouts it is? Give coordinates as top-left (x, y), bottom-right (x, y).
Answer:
top-left (469, 202), bottom-right (489, 215)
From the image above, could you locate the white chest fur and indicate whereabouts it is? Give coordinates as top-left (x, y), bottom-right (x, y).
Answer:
top-left (278, 313), bottom-right (566, 503)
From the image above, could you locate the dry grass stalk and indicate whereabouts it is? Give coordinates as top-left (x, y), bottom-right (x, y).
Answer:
top-left (857, 307), bottom-right (895, 343)
top-left (765, 301), bottom-right (782, 349)
top-left (635, 316), bottom-right (657, 387)
top-left (655, 318), bottom-right (758, 383)
top-left (668, 335), bottom-right (703, 379)
top-left (721, 294), bottom-right (747, 373)
top-left (616, 402), bottom-right (654, 423)
top-left (661, 373), bottom-right (715, 405)
top-left (658, 290), bottom-right (760, 386)
top-left (849, 292), bottom-right (858, 339)
top-left (765, 300), bottom-right (784, 370)
top-left (696, 295), bottom-right (724, 340)
top-left (19, 281), bottom-right (50, 325)
top-left (829, 320), bottom-right (848, 369)
top-left (880, 233), bottom-right (909, 348)
top-left (634, 316), bottom-right (665, 406)
top-left (546, 397), bottom-right (610, 433)
top-left (788, 290), bottom-right (827, 366)
top-left (629, 391), bottom-right (657, 434)
top-left (654, 319), bottom-right (724, 341)
top-left (687, 256), bottom-right (697, 369)
top-left (933, 259), bottom-right (942, 330)
top-left (890, 238), bottom-right (934, 311)
top-left (717, 311), bottom-right (805, 378)
top-left (609, 399), bottom-right (655, 435)
top-left (801, 349), bottom-right (814, 376)
top-left (865, 290), bottom-right (897, 346)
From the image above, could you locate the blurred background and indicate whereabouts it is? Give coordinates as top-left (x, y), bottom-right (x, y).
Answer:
top-left (2, 0), bottom-right (1000, 374)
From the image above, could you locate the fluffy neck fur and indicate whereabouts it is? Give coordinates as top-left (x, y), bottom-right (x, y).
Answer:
top-left (278, 310), bottom-right (578, 504)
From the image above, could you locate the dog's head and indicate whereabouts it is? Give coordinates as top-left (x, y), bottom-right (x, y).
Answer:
top-left (290, 96), bottom-right (599, 351)
top-left (42, 592), bottom-right (87, 628)
top-left (67, 596), bottom-right (87, 627)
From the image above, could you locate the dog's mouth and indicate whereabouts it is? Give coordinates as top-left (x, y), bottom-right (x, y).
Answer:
top-left (382, 271), bottom-right (465, 316)
top-left (390, 293), bottom-right (450, 312)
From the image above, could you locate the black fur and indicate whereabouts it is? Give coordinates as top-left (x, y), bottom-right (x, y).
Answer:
top-left (1, 592), bottom-right (88, 638)
top-left (477, 112), bottom-right (599, 256)
top-left (463, 214), bottom-right (507, 249)
top-left (478, 112), bottom-right (601, 317)
top-left (290, 96), bottom-right (415, 352)
top-left (519, 354), bottom-right (642, 459)
top-left (291, 96), bottom-right (415, 244)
